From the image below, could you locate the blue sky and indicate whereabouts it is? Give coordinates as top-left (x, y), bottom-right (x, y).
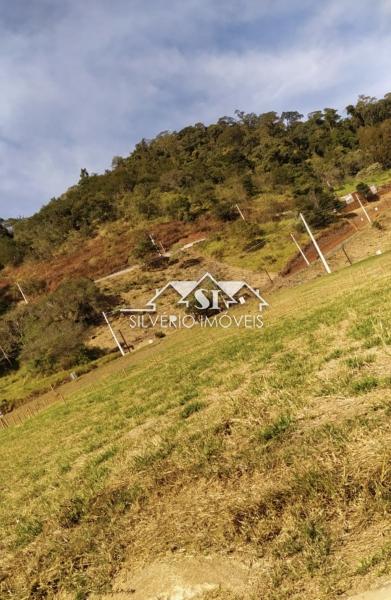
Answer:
top-left (1, 0), bottom-right (391, 218)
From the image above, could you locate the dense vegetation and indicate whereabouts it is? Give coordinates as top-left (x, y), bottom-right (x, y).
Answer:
top-left (1, 93), bottom-right (391, 268)
top-left (0, 279), bottom-right (114, 404)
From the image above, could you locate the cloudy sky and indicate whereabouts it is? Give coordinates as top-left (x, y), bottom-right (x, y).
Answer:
top-left (1, 0), bottom-right (391, 218)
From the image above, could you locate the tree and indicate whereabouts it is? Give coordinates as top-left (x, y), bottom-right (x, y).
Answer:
top-left (293, 167), bottom-right (342, 228)
top-left (0, 236), bottom-right (26, 269)
top-left (21, 319), bottom-right (87, 373)
top-left (359, 119), bottom-right (391, 168)
top-left (15, 278), bottom-right (113, 373)
top-left (131, 232), bottom-right (157, 261)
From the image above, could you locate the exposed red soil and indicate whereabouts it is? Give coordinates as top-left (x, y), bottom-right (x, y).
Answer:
top-left (2, 217), bottom-right (220, 291)
top-left (3, 236), bottom-right (114, 291)
top-left (282, 194), bottom-right (391, 276)
top-left (282, 219), bottom-right (357, 275)
top-left (150, 215), bottom-right (220, 248)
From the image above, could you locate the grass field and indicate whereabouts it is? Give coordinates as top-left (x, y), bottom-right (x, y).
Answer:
top-left (0, 252), bottom-right (390, 599)
top-left (335, 168), bottom-right (391, 197)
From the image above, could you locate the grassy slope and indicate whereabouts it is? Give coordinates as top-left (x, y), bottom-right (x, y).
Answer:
top-left (335, 168), bottom-right (391, 196)
top-left (199, 216), bottom-right (302, 273)
top-left (0, 255), bottom-right (391, 599)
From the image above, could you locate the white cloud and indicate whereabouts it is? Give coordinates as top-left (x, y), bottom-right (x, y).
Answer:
top-left (0, 0), bottom-right (390, 217)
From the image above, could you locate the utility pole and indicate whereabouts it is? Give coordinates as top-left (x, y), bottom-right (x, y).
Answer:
top-left (299, 213), bottom-right (331, 274)
top-left (356, 194), bottom-right (372, 224)
top-left (236, 204), bottom-right (246, 221)
top-left (16, 282), bottom-right (28, 304)
top-left (102, 312), bottom-right (126, 356)
top-left (290, 233), bottom-right (310, 266)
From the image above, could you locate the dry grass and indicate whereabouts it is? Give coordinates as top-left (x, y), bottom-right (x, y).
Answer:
top-left (0, 252), bottom-right (390, 599)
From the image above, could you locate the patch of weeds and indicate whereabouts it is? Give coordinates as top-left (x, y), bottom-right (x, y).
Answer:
top-left (181, 401), bottom-right (206, 419)
top-left (58, 496), bottom-right (87, 528)
top-left (89, 483), bottom-right (145, 517)
top-left (133, 440), bottom-right (175, 471)
top-left (92, 446), bottom-right (118, 466)
top-left (179, 388), bottom-right (199, 405)
top-left (325, 349), bottom-right (343, 361)
top-left (345, 354), bottom-right (376, 369)
top-left (355, 542), bottom-right (391, 575)
top-left (351, 375), bottom-right (379, 394)
top-left (123, 404), bottom-right (145, 419)
top-left (350, 317), bottom-right (375, 341)
top-left (83, 439), bottom-right (105, 453)
top-left (362, 336), bottom-right (382, 349)
top-left (258, 413), bottom-right (294, 442)
top-left (58, 461), bottom-right (72, 474)
top-left (15, 516), bottom-right (43, 546)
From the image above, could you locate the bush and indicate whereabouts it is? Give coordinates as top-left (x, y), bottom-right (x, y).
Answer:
top-left (213, 200), bottom-right (238, 222)
top-left (131, 232), bottom-right (156, 261)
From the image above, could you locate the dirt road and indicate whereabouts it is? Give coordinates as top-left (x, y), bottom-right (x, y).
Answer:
top-left (94, 238), bottom-right (207, 283)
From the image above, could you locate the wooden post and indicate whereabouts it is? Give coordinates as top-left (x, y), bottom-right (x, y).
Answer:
top-left (16, 282), bottom-right (29, 304)
top-left (102, 311), bottom-right (125, 356)
top-left (236, 204), bottom-right (246, 221)
top-left (0, 344), bottom-right (12, 366)
top-left (118, 329), bottom-right (130, 352)
top-left (263, 269), bottom-right (273, 284)
top-left (356, 194), bottom-right (372, 224)
top-left (300, 213), bottom-right (331, 274)
top-left (342, 244), bottom-right (353, 266)
top-left (290, 233), bottom-right (310, 266)
top-left (149, 233), bottom-right (162, 256)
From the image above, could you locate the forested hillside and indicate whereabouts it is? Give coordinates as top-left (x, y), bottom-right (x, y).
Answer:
top-left (1, 92), bottom-right (391, 267)
top-left (1, 92), bottom-right (391, 409)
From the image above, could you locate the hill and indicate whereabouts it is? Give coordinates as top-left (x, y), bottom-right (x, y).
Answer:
top-left (1, 92), bottom-right (391, 398)
top-left (2, 92), bottom-right (391, 270)
top-left (0, 91), bottom-right (391, 599)
top-left (0, 251), bottom-right (390, 599)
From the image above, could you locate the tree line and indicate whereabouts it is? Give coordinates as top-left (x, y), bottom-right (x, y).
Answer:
top-left (1, 93), bottom-right (390, 269)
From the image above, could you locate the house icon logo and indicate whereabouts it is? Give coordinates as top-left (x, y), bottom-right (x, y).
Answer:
top-left (120, 272), bottom-right (268, 314)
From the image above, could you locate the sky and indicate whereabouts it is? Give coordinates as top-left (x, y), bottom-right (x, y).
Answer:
top-left (0, 0), bottom-right (391, 219)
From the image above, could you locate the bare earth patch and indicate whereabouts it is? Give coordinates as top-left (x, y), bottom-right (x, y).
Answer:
top-left (348, 581), bottom-right (391, 599)
top-left (95, 554), bottom-right (253, 599)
